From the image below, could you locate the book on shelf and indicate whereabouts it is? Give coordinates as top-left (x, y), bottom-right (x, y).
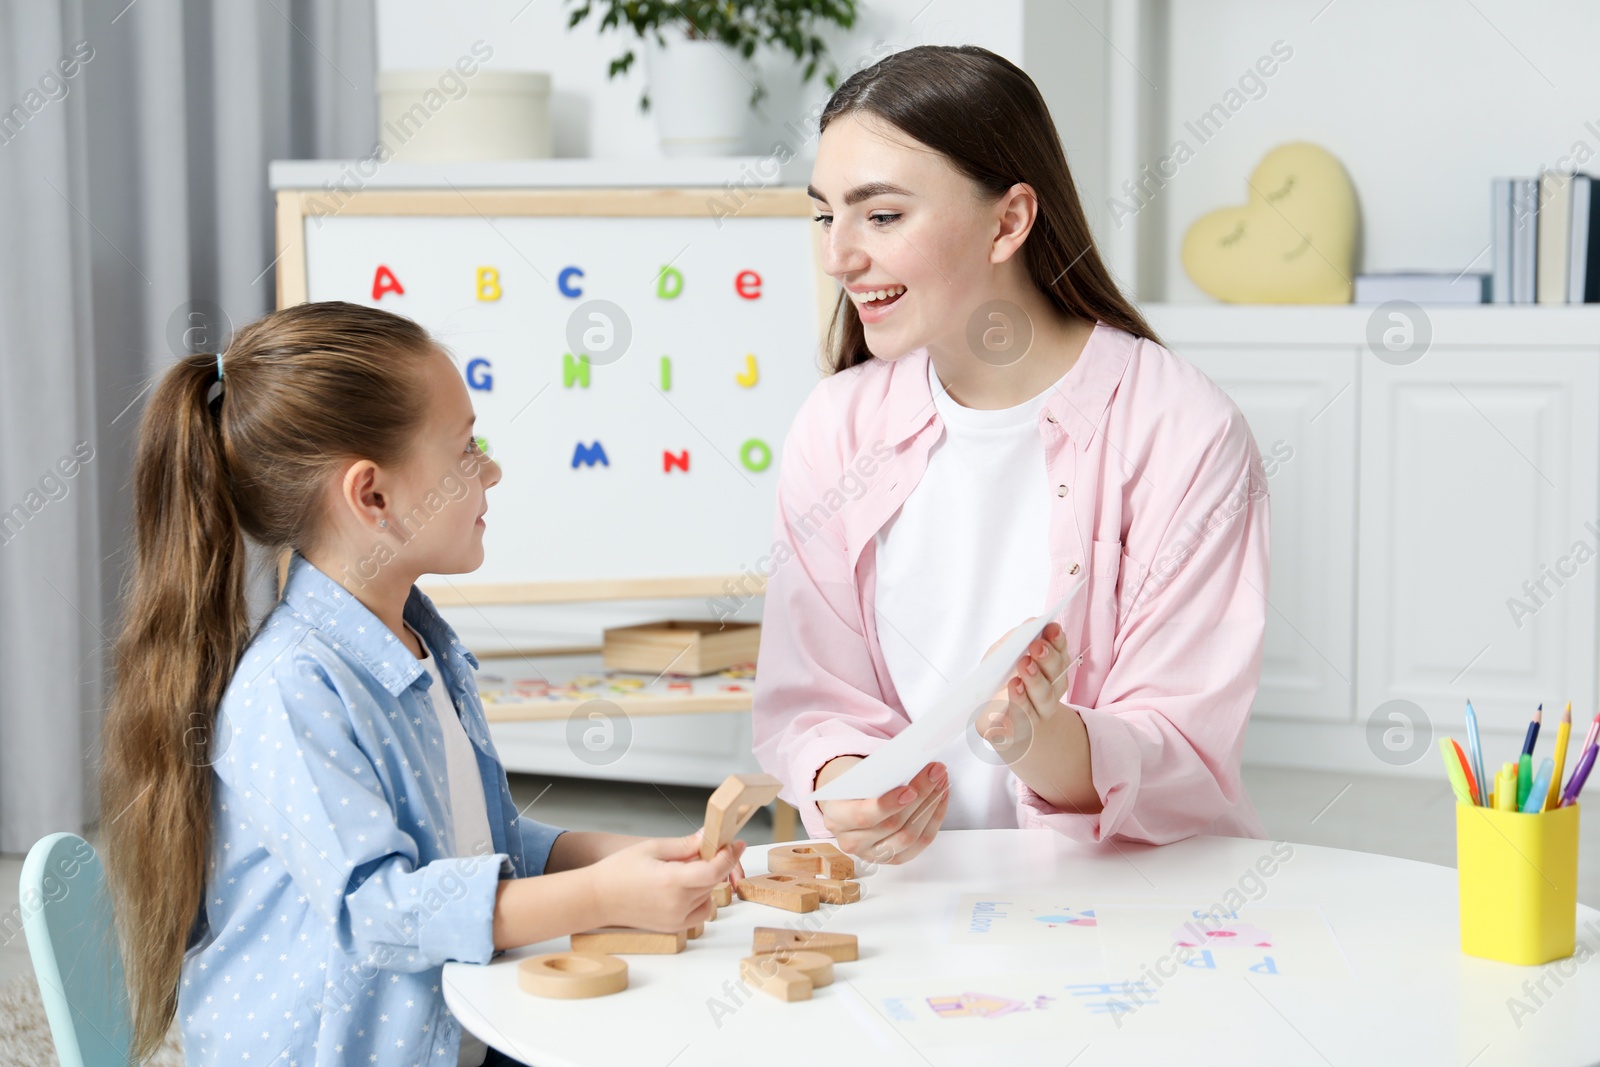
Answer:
top-left (1354, 273), bottom-right (1488, 304)
top-left (1571, 175), bottom-right (1600, 303)
top-left (1538, 170), bottom-right (1572, 304)
top-left (1492, 177), bottom-right (1512, 303)
top-left (1491, 171), bottom-right (1600, 304)
top-left (1511, 177), bottom-right (1539, 304)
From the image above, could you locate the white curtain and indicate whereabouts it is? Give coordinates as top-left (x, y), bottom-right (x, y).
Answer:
top-left (0, 0), bottom-right (376, 853)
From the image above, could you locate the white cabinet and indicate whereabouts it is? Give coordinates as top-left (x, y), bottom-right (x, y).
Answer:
top-left (1179, 347), bottom-right (1358, 724)
top-left (1148, 305), bottom-right (1600, 773)
top-left (1358, 350), bottom-right (1600, 737)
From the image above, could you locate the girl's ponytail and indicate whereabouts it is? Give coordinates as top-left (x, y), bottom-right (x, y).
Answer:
top-left (101, 352), bottom-right (250, 1060)
top-left (99, 301), bottom-right (437, 1060)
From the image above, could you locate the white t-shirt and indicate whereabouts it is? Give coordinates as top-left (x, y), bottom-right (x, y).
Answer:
top-left (872, 356), bottom-right (1054, 830)
top-left (408, 624), bottom-right (493, 1067)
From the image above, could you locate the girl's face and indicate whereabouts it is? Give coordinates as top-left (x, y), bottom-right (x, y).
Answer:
top-left (808, 112), bottom-right (1001, 361)
top-left (384, 349), bottom-right (501, 576)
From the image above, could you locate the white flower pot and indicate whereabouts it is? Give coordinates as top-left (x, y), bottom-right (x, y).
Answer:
top-left (643, 31), bottom-right (754, 157)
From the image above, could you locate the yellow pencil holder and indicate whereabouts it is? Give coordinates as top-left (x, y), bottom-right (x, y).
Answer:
top-left (1456, 801), bottom-right (1579, 965)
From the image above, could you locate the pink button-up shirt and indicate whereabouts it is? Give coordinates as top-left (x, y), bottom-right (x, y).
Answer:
top-left (752, 322), bottom-right (1270, 844)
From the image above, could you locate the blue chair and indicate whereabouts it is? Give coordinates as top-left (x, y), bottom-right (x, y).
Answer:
top-left (19, 832), bottom-right (132, 1067)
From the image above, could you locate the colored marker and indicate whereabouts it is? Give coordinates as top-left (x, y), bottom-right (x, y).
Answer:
top-left (1561, 744), bottom-right (1598, 808)
top-left (1521, 704), bottom-right (1543, 758)
top-left (1464, 700), bottom-right (1488, 808)
top-left (1448, 738), bottom-right (1480, 805)
top-left (1546, 703), bottom-right (1572, 812)
top-left (1583, 711), bottom-right (1600, 759)
top-left (1440, 738), bottom-right (1475, 806)
top-left (1517, 753), bottom-right (1534, 810)
top-left (1521, 757), bottom-right (1555, 814)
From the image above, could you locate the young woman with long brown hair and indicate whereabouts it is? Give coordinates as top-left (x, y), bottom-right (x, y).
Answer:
top-left (100, 301), bottom-right (743, 1065)
top-left (753, 45), bottom-right (1271, 863)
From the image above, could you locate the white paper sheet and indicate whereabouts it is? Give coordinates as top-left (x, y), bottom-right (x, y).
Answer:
top-left (810, 583), bottom-right (1079, 801)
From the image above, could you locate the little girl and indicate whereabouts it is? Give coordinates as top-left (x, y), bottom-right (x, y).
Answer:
top-left (100, 301), bottom-right (743, 1066)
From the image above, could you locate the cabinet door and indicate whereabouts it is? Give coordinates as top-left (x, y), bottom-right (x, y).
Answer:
top-left (1179, 347), bottom-right (1358, 722)
top-left (1358, 350), bottom-right (1600, 738)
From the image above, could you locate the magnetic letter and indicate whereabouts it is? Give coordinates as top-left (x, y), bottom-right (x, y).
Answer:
top-left (740, 438), bottom-right (772, 473)
top-left (572, 441), bottom-right (609, 468)
top-left (372, 265), bottom-right (404, 300)
top-left (657, 265), bottom-right (684, 300)
top-left (735, 270), bottom-right (762, 300)
top-left (660, 356), bottom-right (672, 391)
top-left (736, 354), bottom-right (759, 388)
top-left (663, 450), bottom-right (689, 473)
top-left (563, 353), bottom-right (590, 388)
top-left (465, 358), bottom-right (493, 391)
top-left (558, 266), bottom-right (584, 298)
top-left (476, 266), bottom-right (501, 301)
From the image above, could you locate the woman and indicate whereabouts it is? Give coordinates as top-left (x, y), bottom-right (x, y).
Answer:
top-left (751, 45), bottom-right (1270, 863)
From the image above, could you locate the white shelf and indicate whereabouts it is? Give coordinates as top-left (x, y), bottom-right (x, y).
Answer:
top-left (268, 156), bottom-right (810, 190)
top-left (1144, 303), bottom-right (1600, 347)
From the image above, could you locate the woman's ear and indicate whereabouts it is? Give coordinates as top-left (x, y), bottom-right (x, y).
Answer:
top-left (990, 182), bottom-right (1040, 265)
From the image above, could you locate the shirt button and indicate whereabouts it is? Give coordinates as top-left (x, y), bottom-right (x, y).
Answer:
top-left (1056, 484), bottom-right (1069, 497)
top-left (1069, 563), bottom-right (1080, 575)
top-left (1046, 413), bottom-right (1057, 423)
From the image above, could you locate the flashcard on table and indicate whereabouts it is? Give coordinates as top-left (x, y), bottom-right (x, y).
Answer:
top-left (1093, 905), bottom-right (1353, 980)
top-left (846, 969), bottom-right (1294, 1052)
top-left (949, 894), bottom-right (1105, 965)
top-left (811, 582), bottom-right (1080, 801)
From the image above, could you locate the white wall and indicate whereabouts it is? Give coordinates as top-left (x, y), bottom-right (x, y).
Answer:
top-left (375, 0), bottom-right (1024, 162)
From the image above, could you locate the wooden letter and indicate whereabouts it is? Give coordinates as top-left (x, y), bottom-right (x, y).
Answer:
top-left (739, 950), bottom-right (834, 1002)
top-left (794, 877), bottom-right (861, 905)
top-left (736, 874), bottom-right (819, 913)
top-left (768, 843), bottom-right (855, 880)
top-left (702, 773), bottom-right (783, 861)
top-left (518, 952), bottom-right (628, 999)
top-left (710, 882), bottom-right (733, 908)
top-left (752, 926), bottom-right (859, 963)
top-left (570, 927), bottom-right (687, 955)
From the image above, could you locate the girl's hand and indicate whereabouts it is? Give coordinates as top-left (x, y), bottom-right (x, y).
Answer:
top-left (585, 830), bottom-right (744, 932)
top-left (815, 758), bottom-right (950, 865)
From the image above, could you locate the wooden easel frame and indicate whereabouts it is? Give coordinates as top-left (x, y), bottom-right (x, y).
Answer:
top-left (273, 184), bottom-right (838, 606)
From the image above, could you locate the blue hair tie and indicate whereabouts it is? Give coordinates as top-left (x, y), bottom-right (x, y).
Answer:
top-left (216, 352), bottom-right (225, 381)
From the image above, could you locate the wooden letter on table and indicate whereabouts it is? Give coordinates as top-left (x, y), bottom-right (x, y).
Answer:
top-left (570, 928), bottom-right (687, 954)
top-left (752, 927), bottom-right (859, 962)
top-left (739, 950), bottom-right (835, 1002)
top-left (735, 874), bottom-right (820, 912)
top-left (517, 952), bottom-right (629, 999)
top-left (767, 843), bottom-right (855, 880)
top-left (792, 877), bottom-right (861, 905)
top-left (702, 773), bottom-right (784, 861)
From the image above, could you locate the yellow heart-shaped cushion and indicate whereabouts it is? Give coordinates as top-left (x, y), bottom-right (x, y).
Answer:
top-left (1181, 142), bottom-right (1357, 304)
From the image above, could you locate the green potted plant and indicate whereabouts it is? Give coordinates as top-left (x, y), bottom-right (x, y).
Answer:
top-left (565, 0), bottom-right (861, 156)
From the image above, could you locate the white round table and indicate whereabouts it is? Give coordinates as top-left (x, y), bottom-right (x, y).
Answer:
top-left (442, 830), bottom-right (1600, 1066)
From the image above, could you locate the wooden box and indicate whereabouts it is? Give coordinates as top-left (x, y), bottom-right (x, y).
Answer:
top-left (601, 620), bottom-right (760, 677)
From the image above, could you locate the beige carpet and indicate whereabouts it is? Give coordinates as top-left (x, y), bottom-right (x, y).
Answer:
top-left (0, 975), bottom-right (183, 1066)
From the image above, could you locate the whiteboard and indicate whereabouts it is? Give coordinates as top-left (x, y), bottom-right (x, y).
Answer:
top-left (295, 198), bottom-right (828, 597)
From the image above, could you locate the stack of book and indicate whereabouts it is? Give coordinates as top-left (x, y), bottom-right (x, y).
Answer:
top-left (1491, 172), bottom-right (1600, 304)
top-left (1354, 172), bottom-right (1600, 306)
